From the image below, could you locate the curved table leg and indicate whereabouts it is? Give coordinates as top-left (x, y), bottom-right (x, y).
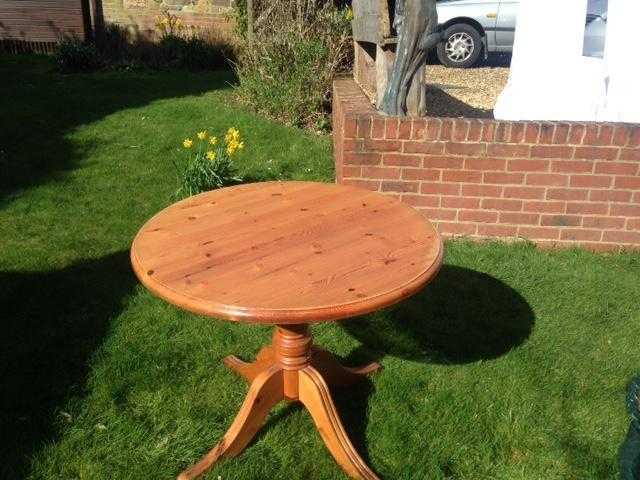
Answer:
top-left (177, 365), bottom-right (284, 480)
top-left (298, 366), bottom-right (380, 480)
top-left (223, 346), bottom-right (275, 383)
top-left (311, 347), bottom-right (382, 388)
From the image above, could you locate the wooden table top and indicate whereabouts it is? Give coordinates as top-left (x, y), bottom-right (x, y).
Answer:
top-left (131, 182), bottom-right (443, 324)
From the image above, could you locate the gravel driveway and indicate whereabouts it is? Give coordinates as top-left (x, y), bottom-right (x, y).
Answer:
top-left (424, 56), bottom-right (510, 118)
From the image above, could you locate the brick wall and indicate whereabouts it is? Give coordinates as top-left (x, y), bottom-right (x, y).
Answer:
top-left (333, 78), bottom-right (640, 251)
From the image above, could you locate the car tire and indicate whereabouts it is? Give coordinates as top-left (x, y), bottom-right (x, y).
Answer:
top-left (437, 23), bottom-right (483, 68)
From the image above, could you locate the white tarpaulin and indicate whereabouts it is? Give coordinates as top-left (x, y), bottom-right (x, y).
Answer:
top-left (494, 0), bottom-right (640, 123)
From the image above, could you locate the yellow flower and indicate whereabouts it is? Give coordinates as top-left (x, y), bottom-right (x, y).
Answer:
top-left (197, 130), bottom-right (208, 140)
top-left (183, 138), bottom-right (193, 149)
top-left (161, 18), bottom-right (170, 26)
top-left (206, 150), bottom-right (216, 161)
top-left (237, 141), bottom-right (244, 150)
top-left (209, 136), bottom-right (218, 145)
top-left (225, 127), bottom-right (240, 144)
top-left (175, 19), bottom-right (183, 28)
top-left (345, 7), bottom-right (354, 21)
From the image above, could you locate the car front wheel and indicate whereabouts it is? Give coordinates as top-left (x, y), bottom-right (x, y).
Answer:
top-left (437, 24), bottom-right (483, 68)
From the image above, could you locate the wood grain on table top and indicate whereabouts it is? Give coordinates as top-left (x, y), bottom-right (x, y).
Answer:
top-left (131, 181), bottom-right (443, 324)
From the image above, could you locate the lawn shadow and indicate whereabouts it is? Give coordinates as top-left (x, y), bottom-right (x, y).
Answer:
top-left (0, 56), bottom-right (236, 203)
top-left (342, 265), bottom-right (535, 365)
top-left (0, 251), bottom-right (136, 479)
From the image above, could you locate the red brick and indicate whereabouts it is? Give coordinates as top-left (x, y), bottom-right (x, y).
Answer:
top-left (342, 179), bottom-right (380, 191)
top-left (612, 125), bottom-right (631, 146)
top-left (547, 188), bottom-right (589, 201)
top-left (627, 218), bottom-right (640, 230)
top-left (465, 157), bottom-right (506, 171)
top-left (615, 176), bottom-right (640, 189)
top-left (541, 215), bottom-right (581, 227)
top-left (524, 123), bottom-right (540, 143)
top-left (467, 120), bottom-right (483, 142)
top-left (342, 166), bottom-right (362, 178)
top-left (442, 170), bottom-right (483, 183)
top-left (589, 190), bottom-right (633, 203)
top-left (362, 166), bottom-right (401, 180)
top-left (411, 119), bottom-right (427, 140)
top-left (402, 195), bottom-right (440, 208)
top-left (635, 192), bottom-right (640, 203)
top-left (398, 120), bottom-right (412, 139)
top-left (423, 156), bottom-right (464, 169)
top-left (439, 119), bottom-right (453, 140)
top-left (459, 210), bottom-right (498, 223)
top-left (383, 154), bottom-right (421, 167)
top-left (539, 123), bottom-right (556, 144)
top-left (568, 124), bottom-right (586, 145)
top-left (629, 128), bottom-right (640, 147)
top-left (343, 118), bottom-right (358, 138)
top-left (356, 116), bottom-right (372, 138)
top-left (510, 123), bottom-right (526, 143)
top-left (482, 121), bottom-right (497, 142)
top-left (484, 172), bottom-right (525, 185)
top-left (437, 222), bottom-right (477, 235)
top-left (500, 212), bottom-right (540, 225)
top-left (596, 162), bottom-right (639, 175)
top-left (385, 118), bottom-right (399, 139)
top-left (381, 181), bottom-right (418, 193)
top-left (404, 141), bottom-right (445, 155)
top-left (442, 196), bottom-right (481, 209)
top-left (552, 123), bottom-right (570, 144)
top-left (619, 149), bottom-right (640, 162)
top-left (503, 186), bottom-right (546, 200)
top-left (566, 202), bottom-right (608, 215)
top-left (343, 139), bottom-right (364, 152)
top-left (582, 124), bottom-right (599, 145)
top-left (523, 201), bottom-right (565, 214)
top-left (526, 173), bottom-right (568, 187)
top-left (583, 216), bottom-right (626, 229)
top-left (401, 168), bottom-right (440, 181)
top-left (419, 208), bottom-right (457, 221)
top-left (364, 139), bottom-right (402, 152)
top-left (371, 118), bottom-right (385, 139)
top-left (574, 146), bottom-right (619, 160)
top-left (481, 198), bottom-right (523, 211)
top-left (344, 152), bottom-right (381, 166)
top-left (477, 224), bottom-right (518, 237)
top-left (570, 175), bottom-right (612, 188)
top-left (421, 182), bottom-right (461, 196)
top-left (531, 145), bottom-right (574, 159)
top-left (611, 204), bottom-right (640, 217)
top-left (581, 242), bottom-right (623, 252)
top-left (425, 119), bottom-right (441, 141)
top-left (561, 229), bottom-right (602, 241)
top-left (594, 125), bottom-right (614, 146)
top-left (452, 120), bottom-right (469, 142)
top-left (487, 144), bottom-right (530, 158)
top-left (551, 160), bottom-right (593, 173)
top-left (446, 142), bottom-right (486, 156)
top-left (508, 159), bottom-right (549, 172)
top-left (518, 226), bottom-right (560, 240)
top-left (494, 122), bottom-right (511, 142)
top-left (462, 184), bottom-right (503, 197)
top-left (603, 230), bottom-right (640, 244)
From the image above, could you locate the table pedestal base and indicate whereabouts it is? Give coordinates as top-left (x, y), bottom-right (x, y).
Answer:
top-left (177, 325), bottom-right (382, 480)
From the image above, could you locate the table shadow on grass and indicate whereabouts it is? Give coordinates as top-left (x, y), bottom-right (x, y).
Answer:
top-left (343, 265), bottom-right (535, 365)
top-left (0, 251), bottom-right (136, 479)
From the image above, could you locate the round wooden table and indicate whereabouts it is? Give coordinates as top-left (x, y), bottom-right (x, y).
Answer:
top-left (131, 181), bottom-right (443, 480)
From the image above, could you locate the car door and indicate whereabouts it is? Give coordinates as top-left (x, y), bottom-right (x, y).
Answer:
top-left (495, 0), bottom-right (519, 51)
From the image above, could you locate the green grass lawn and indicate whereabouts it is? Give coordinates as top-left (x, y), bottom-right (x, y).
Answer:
top-left (1, 56), bottom-right (639, 480)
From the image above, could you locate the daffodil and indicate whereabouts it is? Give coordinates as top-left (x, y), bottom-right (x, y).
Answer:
top-left (345, 7), bottom-right (354, 21)
top-left (209, 136), bottom-right (218, 145)
top-left (197, 130), bottom-right (208, 140)
top-left (206, 150), bottom-right (216, 161)
top-left (225, 127), bottom-right (240, 145)
top-left (183, 138), bottom-right (193, 149)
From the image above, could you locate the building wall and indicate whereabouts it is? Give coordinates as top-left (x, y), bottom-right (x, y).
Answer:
top-left (333, 78), bottom-right (640, 252)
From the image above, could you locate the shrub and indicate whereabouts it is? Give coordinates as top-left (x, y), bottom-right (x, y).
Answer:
top-left (54, 36), bottom-right (100, 72)
top-left (232, 1), bottom-right (352, 129)
top-left (173, 128), bottom-right (244, 199)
